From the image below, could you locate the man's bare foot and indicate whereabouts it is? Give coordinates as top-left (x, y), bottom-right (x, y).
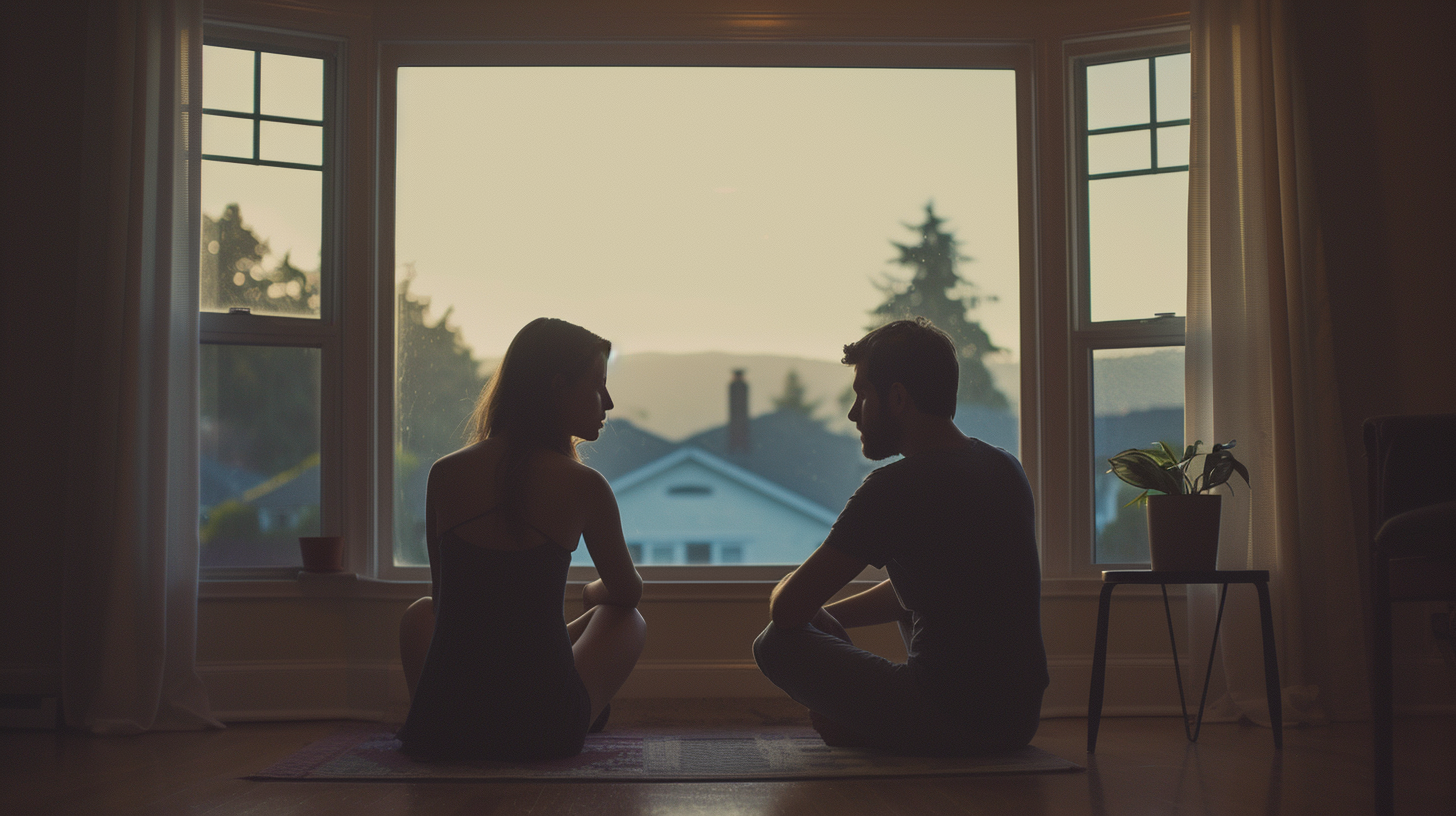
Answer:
top-left (808, 709), bottom-right (872, 748)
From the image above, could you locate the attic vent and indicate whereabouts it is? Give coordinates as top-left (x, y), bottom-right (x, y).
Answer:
top-left (667, 484), bottom-right (712, 496)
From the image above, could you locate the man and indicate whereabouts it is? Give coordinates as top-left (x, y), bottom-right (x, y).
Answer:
top-left (753, 318), bottom-right (1048, 755)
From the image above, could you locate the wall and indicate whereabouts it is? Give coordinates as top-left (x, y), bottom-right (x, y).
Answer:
top-left (2, 1), bottom-right (88, 703)
top-left (1293, 0), bottom-right (1456, 707)
top-left (198, 577), bottom-right (1193, 720)
top-left (8, 0), bottom-right (1452, 724)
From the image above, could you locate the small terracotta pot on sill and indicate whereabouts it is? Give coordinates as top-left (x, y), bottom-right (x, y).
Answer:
top-left (298, 536), bottom-right (345, 573)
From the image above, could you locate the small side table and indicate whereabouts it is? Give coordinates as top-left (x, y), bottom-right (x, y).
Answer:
top-left (1086, 569), bottom-right (1282, 753)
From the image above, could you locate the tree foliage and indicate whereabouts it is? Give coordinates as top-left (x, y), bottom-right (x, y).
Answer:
top-left (199, 204), bottom-right (322, 480)
top-left (201, 203), bottom-right (318, 315)
top-left (869, 202), bottom-right (1009, 410)
top-left (770, 369), bottom-right (823, 422)
top-left (394, 265), bottom-right (492, 564)
top-left (196, 205), bottom-right (490, 565)
top-left (396, 264), bottom-right (491, 463)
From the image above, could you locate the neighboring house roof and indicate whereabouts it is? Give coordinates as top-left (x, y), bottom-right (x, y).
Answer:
top-left (242, 462), bottom-right (320, 509)
top-left (578, 418), bottom-right (681, 480)
top-left (610, 446), bottom-right (840, 526)
top-left (683, 410), bottom-right (873, 515)
top-left (579, 412), bottom-right (873, 515)
top-left (200, 457), bottom-right (264, 508)
top-left (1092, 406), bottom-right (1183, 458)
top-left (198, 458), bottom-right (320, 510)
top-left (953, 403), bottom-right (1020, 456)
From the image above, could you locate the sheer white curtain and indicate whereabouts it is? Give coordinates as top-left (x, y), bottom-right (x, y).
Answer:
top-left (1186, 0), bottom-right (1367, 725)
top-left (63, 0), bottom-right (219, 734)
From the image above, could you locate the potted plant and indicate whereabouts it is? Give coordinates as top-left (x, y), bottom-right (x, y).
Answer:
top-left (1106, 440), bottom-right (1250, 572)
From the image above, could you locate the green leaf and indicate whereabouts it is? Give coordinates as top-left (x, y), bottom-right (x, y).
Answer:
top-left (1108, 449), bottom-right (1184, 495)
top-left (1196, 442), bottom-right (1250, 492)
top-left (1154, 441), bottom-right (1182, 467)
top-left (1201, 451), bottom-right (1235, 491)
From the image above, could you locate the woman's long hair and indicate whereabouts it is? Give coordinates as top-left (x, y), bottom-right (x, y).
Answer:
top-left (465, 318), bottom-right (610, 528)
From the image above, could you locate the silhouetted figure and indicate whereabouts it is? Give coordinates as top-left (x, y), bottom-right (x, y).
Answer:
top-left (754, 318), bottom-right (1047, 755)
top-left (397, 318), bottom-right (646, 761)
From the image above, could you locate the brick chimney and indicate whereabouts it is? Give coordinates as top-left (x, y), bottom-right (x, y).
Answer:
top-left (728, 369), bottom-right (749, 454)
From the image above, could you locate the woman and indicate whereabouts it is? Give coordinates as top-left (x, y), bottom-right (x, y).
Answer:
top-left (396, 317), bottom-right (646, 761)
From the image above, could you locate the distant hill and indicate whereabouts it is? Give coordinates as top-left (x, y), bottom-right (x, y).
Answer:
top-left (1092, 348), bottom-right (1184, 416)
top-left (600, 351), bottom-right (1021, 441)
top-left (480, 347), bottom-right (1173, 441)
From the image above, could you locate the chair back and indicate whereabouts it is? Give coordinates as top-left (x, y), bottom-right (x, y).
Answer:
top-left (1363, 413), bottom-right (1456, 544)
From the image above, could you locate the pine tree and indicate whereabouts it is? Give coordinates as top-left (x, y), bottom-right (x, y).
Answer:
top-left (200, 203), bottom-right (317, 315)
top-left (771, 369), bottom-right (823, 421)
top-left (869, 203), bottom-right (1009, 411)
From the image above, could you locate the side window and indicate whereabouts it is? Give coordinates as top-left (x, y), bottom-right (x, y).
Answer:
top-left (198, 32), bottom-right (338, 573)
top-left (1074, 48), bottom-right (1191, 565)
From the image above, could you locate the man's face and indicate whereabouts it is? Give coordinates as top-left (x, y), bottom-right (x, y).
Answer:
top-left (847, 366), bottom-right (901, 461)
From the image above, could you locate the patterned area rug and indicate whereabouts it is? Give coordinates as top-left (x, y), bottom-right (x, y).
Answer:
top-left (250, 725), bottom-right (1083, 782)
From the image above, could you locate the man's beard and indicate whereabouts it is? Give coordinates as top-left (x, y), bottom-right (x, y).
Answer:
top-left (858, 412), bottom-right (902, 461)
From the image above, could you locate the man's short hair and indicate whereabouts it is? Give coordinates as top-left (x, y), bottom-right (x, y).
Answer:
top-left (842, 317), bottom-right (959, 418)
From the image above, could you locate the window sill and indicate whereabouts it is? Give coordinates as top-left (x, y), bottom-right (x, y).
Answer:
top-left (201, 572), bottom-right (423, 600)
top-left (199, 572), bottom-right (1168, 601)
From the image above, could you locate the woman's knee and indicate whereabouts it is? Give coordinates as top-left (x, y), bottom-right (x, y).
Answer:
top-left (584, 604), bottom-right (647, 649)
top-left (400, 597), bottom-right (434, 640)
top-left (598, 603), bottom-right (645, 632)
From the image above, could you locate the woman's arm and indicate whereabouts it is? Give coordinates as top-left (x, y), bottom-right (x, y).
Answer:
top-left (423, 463), bottom-right (442, 600)
top-left (579, 468), bottom-right (643, 608)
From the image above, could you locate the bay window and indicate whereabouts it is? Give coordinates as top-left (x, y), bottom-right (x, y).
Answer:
top-left (198, 13), bottom-right (1191, 583)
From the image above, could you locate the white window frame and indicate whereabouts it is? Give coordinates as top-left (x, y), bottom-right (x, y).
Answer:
top-left (372, 40), bottom-right (1038, 584)
top-left (198, 22), bottom-right (348, 581)
top-left (1062, 27), bottom-right (1192, 576)
top-left (195, 6), bottom-right (1196, 588)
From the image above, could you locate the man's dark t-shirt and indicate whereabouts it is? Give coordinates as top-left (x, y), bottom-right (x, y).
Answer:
top-left (824, 438), bottom-right (1049, 724)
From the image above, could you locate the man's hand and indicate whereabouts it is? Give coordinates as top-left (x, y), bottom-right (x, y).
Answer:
top-left (809, 607), bottom-right (852, 643)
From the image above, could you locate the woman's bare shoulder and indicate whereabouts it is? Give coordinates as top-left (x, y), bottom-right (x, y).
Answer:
top-left (428, 441), bottom-right (494, 480)
top-left (534, 451), bottom-right (609, 489)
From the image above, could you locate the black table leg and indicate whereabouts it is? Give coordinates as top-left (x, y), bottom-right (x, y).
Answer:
top-left (1255, 579), bottom-right (1283, 750)
top-left (1087, 582), bottom-right (1116, 752)
top-left (1163, 582), bottom-right (1229, 742)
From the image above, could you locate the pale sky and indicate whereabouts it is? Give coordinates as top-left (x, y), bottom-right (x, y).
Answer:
top-left (394, 66), bottom-right (1022, 364)
top-left (202, 58), bottom-right (1188, 366)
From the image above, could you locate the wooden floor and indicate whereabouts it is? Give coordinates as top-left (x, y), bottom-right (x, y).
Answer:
top-left (2, 700), bottom-right (1452, 815)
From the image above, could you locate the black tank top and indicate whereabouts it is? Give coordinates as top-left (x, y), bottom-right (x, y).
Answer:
top-left (397, 520), bottom-right (591, 761)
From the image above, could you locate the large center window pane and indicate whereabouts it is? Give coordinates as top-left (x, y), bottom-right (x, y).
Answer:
top-left (393, 66), bottom-right (1021, 567)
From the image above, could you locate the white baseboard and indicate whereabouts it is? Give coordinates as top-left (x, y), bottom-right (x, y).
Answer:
top-left (198, 655), bottom-right (1196, 723)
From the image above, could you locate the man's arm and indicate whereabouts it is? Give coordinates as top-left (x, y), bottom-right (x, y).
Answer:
top-left (824, 579), bottom-right (908, 629)
top-left (769, 543), bottom-right (869, 629)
